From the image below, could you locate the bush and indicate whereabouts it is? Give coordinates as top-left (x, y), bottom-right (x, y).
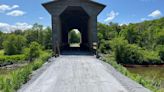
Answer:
top-left (142, 50), bottom-right (161, 64)
top-left (26, 42), bottom-right (42, 62)
top-left (109, 37), bottom-right (161, 64)
top-left (159, 49), bottom-right (164, 61)
top-left (0, 55), bottom-right (26, 66)
top-left (3, 35), bottom-right (26, 55)
top-left (98, 40), bottom-right (111, 54)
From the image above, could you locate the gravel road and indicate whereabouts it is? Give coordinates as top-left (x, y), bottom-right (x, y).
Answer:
top-left (18, 55), bottom-right (151, 92)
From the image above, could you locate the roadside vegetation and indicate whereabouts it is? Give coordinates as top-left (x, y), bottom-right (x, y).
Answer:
top-left (0, 23), bottom-right (52, 92)
top-left (97, 17), bottom-right (164, 92)
top-left (0, 17), bottom-right (163, 92)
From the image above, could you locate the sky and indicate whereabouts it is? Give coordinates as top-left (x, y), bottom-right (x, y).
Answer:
top-left (0, 0), bottom-right (163, 32)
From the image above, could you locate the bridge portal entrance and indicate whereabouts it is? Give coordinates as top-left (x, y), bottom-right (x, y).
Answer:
top-left (68, 29), bottom-right (81, 48)
top-left (42, 0), bottom-right (105, 55)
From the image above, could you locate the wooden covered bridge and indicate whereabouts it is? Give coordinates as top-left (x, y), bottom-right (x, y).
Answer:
top-left (18, 0), bottom-right (151, 92)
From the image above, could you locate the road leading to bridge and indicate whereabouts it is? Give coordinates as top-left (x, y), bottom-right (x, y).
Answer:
top-left (18, 54), bottom-right (151, 92)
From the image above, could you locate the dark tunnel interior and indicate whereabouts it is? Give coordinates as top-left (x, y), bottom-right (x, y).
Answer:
top-left (60, 6), bottom-right (90, 52)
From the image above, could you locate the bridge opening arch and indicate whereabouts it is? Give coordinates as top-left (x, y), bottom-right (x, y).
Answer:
top-left (68, 29), bottom-right (81, 48)
top-left (60, 6), bottom-right (90, 51)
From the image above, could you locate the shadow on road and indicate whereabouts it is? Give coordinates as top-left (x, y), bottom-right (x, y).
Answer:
top-left (61, 47), bottom-right (94, 56)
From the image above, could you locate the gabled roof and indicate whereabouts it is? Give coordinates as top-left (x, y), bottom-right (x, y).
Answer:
top-left (42, 0), bottom-right (106, 16)
top-left (42, 0), bottom-right (106, 9)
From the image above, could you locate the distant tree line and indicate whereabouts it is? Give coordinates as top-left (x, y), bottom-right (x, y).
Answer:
top-left (0, 23), bottom-right (52, 60)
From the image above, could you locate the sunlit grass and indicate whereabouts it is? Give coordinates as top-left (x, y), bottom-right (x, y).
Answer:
top-left (0, 50), bottom-right (4, 56)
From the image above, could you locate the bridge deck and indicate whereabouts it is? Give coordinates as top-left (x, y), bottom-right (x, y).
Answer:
top-left (18, 54), bottom-right (151, 92)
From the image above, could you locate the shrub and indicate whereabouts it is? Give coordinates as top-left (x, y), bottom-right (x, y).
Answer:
top-left (0, 55), bottom-right (26, 66)
top-left (98, 40), bottom-right (111, 54)
top-left (109, 37), bottom-right (140, 64)
top-left (142, 50), bottom-right (161, 64)
top-left (109, 37), bottom-right (161, 64)
top-left (26, 42), bottom-right (42, 62)
top-left (2, 35), bottom-right (26, 55)
top-left (159, 49), bottom-right (164, 61)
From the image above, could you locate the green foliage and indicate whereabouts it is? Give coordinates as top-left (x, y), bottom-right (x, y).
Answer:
top-left (0, 32), bottom-right (4, 49)
top-left (0, 50), bottom-right (4, 56)
top-left (0, 23), bottom-right (53, 92)
top-left (68, 29), bottom-right (81, 44)
top-left (156, 31), bottom-right (164, 45)
top-left (43, 27), bottom-right (52, 49)
top-left (0, 55), bottom-right (26, 65)
top-left (98, 17), bottom-right (164, 65)
top-left (97, 23), bottom-right (117, 40)
top-left (109, 37), bottom-right (161, 64)
top-left (158, 46), bottom-right (164, 61)
top-left (2, 35), bottom-right (26, 55)
top-left (26, 42), bottom-right (41, 61)
top-left (24, 24), bottom-right (52, 49)
top-left (0, 51), bottom-right (52, 92)
top-left (98, 40), bottom-right (111, 54)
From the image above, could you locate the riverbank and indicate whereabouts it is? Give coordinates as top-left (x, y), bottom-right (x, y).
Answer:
top-left (123, 64), bottom-right (164, 67)
top-left (126, 65), bottom-right (164, 89)
top-left (101, 54), bottom-right (162, 92)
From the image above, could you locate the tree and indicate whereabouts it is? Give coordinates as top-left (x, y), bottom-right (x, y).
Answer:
top-left (0, 31), bottom-right (4, 49)
top-left (43, 27), bottom-right (52, 49)
top-left (25, 23), bottom-right (44, 45)
top-left (3, 35), bottom-right (26, 55)
top-left (69, 30), bottom-right (81, 44)
top-left (27, 42), bottom-right (41, 61)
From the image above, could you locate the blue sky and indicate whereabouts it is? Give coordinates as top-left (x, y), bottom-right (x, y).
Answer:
top-left (0, 0), bottom-right (163, 32)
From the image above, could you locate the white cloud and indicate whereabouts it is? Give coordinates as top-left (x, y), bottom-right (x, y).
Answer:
top-left (0, 4), bottom-right (19, 12)
top-left (141, 18), bottom-right (150, 21)
top-left (0, 22), bottom-right (32, 33)
top-left (12, 5), bottom-right (19, 9)
top-left (148, 10), bottom-right (162, 18)
top-left (6, 10), bottom-right (25, 16)
top-left (104, 11), bottom-right (119, 22)
top-left (39, 17), bottom-right (44, 20)
top-left (119, 23), bottom-right (129, 26)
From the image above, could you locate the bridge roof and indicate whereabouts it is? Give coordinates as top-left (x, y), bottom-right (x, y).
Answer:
top-left (43, 0), bottom-right (106, 7)
top-left (42, 0), bottom-right (106, 16)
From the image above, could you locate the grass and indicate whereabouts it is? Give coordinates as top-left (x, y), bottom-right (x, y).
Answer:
top-left (0, 50), bottom-right (4, 56)
top-left (0, 50), bottom-right (27, 66)
top-left (101, 54), bottom-right (161, 92)
top-left (0, 50), bottom-right (52, 92)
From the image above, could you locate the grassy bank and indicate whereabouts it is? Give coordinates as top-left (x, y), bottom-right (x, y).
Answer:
top-left (0, 50), bottom-right (26, 66)
top-left (0, 51), bottom-right (52, 92)
top-left (101, 54), bottom-right (162, 92)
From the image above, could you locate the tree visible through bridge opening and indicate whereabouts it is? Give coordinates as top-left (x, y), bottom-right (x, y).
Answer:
top-left (68, 29), bottom-right (81, 48)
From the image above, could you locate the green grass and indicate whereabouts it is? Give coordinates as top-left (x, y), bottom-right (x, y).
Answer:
top-left (0, 50), bottom-right (4, 56)
top-left (0, 50), bottom-right (27, 66)
top-left (0, 50), bottom-right (52, 92)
